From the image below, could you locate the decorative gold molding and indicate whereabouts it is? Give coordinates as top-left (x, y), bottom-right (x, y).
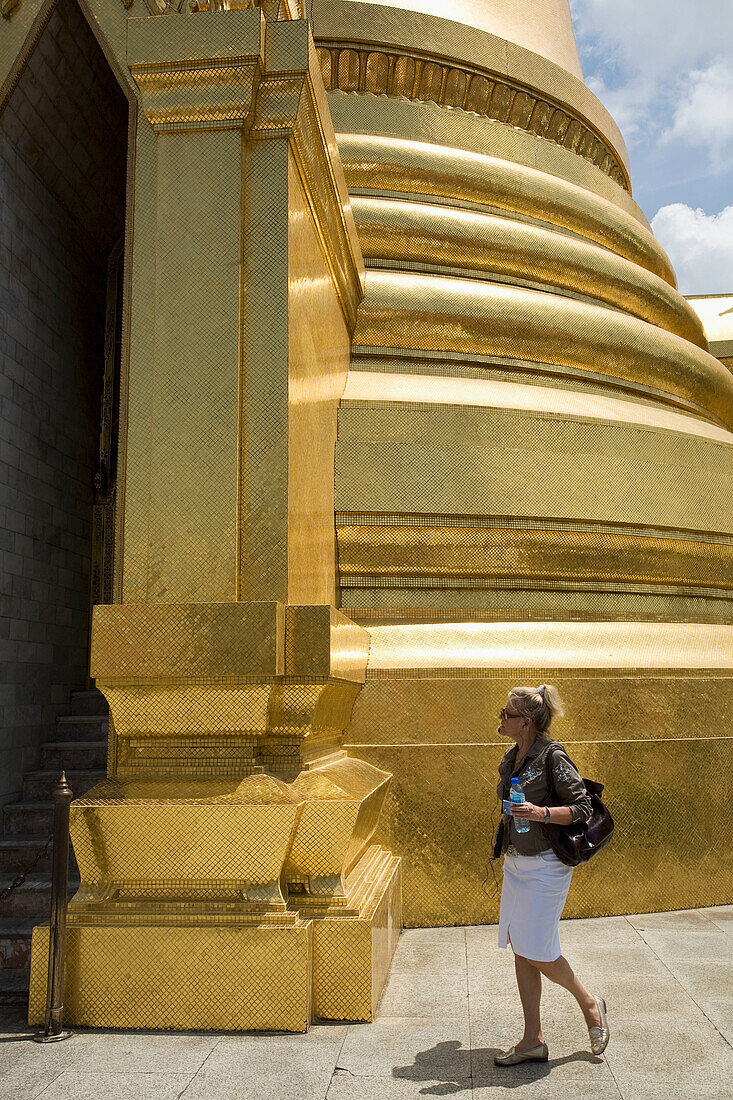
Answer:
top-left (134, 0), bottom-right (304, 17)
top-left (335, 511), bottom-right (733, 545)
top-left (125, 4), bottom-right (359, 345)
top-left (140, 0), bottom-right (178, 13)
top-left (336, 523), bottom-right (733, 592)
top-left (354, 270), bottom-right (733, 429)
top-left (90, 601), bottom-right (370, 778)
top-left (349, 193), bottom-right (705, 348)
top-left (314, 40), bottom-right (629, 192)
top-left (249, 83), bottom-right (363, 331)
top-left (127, 8), bottom-right (266, 128)
top-left (336, 132), bottom-right (666, 284)
top-left (362, 620), bottom-right (733, 674)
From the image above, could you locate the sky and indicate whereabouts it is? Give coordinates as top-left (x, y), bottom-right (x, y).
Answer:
top-left (569, 0), bottom-right (733, 294)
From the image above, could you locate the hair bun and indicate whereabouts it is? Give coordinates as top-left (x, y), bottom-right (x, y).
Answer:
top-left (509, 684), bottom-right (564, 730)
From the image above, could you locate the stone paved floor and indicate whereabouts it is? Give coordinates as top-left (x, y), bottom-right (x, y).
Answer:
top-left (1, 907), bottom-right (731, 1099)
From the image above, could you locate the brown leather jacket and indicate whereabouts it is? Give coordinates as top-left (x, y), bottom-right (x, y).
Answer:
top-left (496, 736), bottom-right (592, 856)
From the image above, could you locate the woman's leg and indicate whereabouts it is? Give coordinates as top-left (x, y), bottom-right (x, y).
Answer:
top-left (514, 954), bottom-right (544, 1048)
top-left (528, 955), bottom-right (600, 1027)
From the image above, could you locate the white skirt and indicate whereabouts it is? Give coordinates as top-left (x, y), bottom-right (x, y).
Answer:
top-left (498, 850), bottom-right (573, 962)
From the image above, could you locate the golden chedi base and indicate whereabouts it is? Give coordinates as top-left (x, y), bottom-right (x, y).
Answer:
top-left (344, 628), bottom-right (733, 927)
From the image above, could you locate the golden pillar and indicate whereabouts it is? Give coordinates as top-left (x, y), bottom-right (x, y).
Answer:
top-left (24, 5), bottom-right (400, 1031)
top-left (311, 0), bottom-right (733, 925)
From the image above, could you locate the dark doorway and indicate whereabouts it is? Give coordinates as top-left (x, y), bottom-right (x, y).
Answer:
top-left (0, 0), bottom-right (128, 807)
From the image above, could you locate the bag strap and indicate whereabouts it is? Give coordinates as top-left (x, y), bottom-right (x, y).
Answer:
top-left (543, 742), bottom-right (562, 803)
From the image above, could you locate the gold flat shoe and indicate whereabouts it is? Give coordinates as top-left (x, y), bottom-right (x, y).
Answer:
top-left (588, 994), bottom-right (609, 1055)
top-left (494, 1042), bottom-right (548, 1066)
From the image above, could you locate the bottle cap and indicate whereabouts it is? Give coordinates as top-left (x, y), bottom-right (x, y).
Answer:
top-left (511, 777), bottom-right (519, 783)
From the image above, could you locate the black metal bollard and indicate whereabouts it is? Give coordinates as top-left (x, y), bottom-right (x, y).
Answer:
top-left (34, 772), bottom-right (73, 1043)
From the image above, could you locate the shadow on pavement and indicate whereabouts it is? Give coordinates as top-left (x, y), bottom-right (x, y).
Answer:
top-left (393, 1039), bottom-right (602, 1094)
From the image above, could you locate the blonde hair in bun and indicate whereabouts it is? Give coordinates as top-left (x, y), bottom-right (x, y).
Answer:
top-left (508, 684), bottom-right (564, 733)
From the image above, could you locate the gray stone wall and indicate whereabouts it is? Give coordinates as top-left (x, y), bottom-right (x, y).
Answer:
top-left (0, 0), bottom-right (127, 807)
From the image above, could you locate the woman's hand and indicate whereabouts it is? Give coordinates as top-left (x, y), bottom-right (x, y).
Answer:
top-left (510, 800), bottom-right (546, 822)
top-left (510, 802), bottom-right (574, 825)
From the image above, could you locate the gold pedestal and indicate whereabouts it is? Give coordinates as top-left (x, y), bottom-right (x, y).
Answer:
top-left (28, 759), bottom-right (402, 1030)
top-left (28, 604), bottom-right (401, 1030)
top-left (29, 918), bottom-right (313, 1032)
top-left (306, 845), bottom-right (402, 1022)
top-left (29, 849), bottom-right (401, 1029)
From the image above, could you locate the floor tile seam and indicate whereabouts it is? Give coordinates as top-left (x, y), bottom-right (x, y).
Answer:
top-left (329, 1018), bottom-right (353, 1097)
top-left (384, 973), bottom-right (471, 987)
top-left (175, 1036), bottom-right (226, 1099)
top-left (377, 1006), bottom-right (472, 1018)
top-left (597, 1044), bottom-right (626, 1099)
top-left (388, 956), bottom-right (470, 969)
top-left (631, 926), bottom-right (733, 1051)
top-left (393, 940), bottom-right (470, 949)
top-left (707, 918), bottom-right (733, 937)
top-left (701, 907), bottom-right (733, 919)
top-left (469, 1070), bottom-right (622, 1096)
top-left (386, 968), bottom-right (470, 980)
top-left (638, 924), bottom-right (733, 946)
top-left (369, 1013), bottom-right (470, 1021)
top-left (630, 923), bottom-right (732, 943)
top-left (30, 1067), bottom-right (65, 1100)
top-left (373, 1012), bottom-right (471, 1022)
top-left (462, 926), bottom-right (476, 1082)
top-left (620, 914), bottom-right (647, 939)
top-left (624, 912), bottom-right (722, 933)
top-left (397, 939), bottom-right (468, 946)
top-left (35, 1069), bottom-right (198, 1078)
top-left (330, 1067), bottom-right (474, 1082)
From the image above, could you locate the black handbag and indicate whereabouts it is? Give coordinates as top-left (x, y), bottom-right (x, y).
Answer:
top-left (541, 743), bottom-right (614, 867)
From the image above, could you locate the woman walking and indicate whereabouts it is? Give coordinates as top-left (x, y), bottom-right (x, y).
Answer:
top-left (494, 684), bottom-right (610, 1065)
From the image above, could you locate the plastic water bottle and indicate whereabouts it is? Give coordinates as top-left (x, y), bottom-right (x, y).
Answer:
top-left (510, 777), bottom-right (530, 833)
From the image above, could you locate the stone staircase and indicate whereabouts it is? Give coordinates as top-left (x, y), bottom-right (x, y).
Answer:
top-left (0, 689), bottom-right (108, 1006)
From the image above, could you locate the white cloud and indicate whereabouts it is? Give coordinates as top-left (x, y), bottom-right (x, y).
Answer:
top-left (570, 0), bottom-right (733, 79)
top-left (664, 62), bottom-right (733, 169)
top-left (569, 0), bottom-right (733, 161)
top-left (582, 74), bottom-right (649, 145)
top-left (650, 203), bottom-right (733, 294)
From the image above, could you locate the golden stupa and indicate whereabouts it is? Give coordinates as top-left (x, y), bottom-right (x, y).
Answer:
top-left (0, 0), bottom-right (727, 1032)
top-left (315, 0), bottom-right (733, 925)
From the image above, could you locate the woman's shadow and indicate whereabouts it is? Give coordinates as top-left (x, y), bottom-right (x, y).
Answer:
top-left (392, 1039), bottom-right (602, 1095)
